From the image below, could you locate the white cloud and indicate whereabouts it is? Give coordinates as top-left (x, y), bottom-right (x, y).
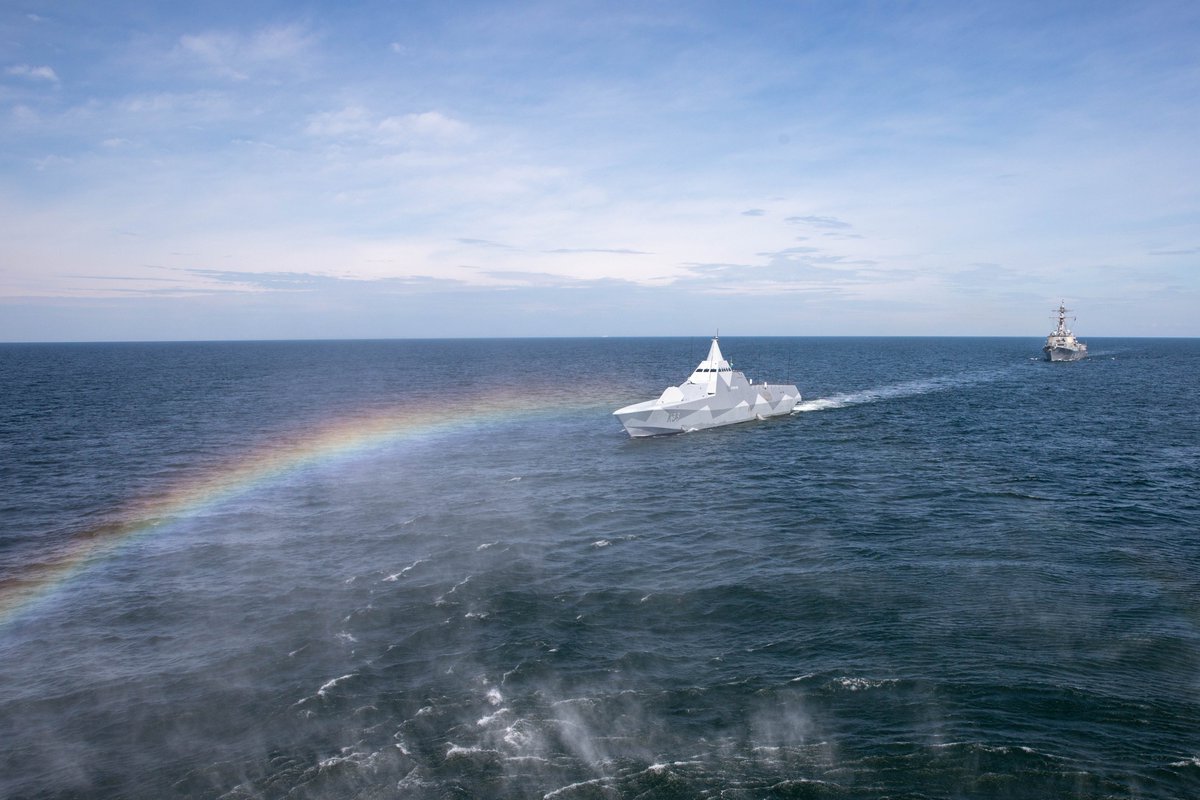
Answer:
top-left (304, 105), bottom-right (373, 137)
top-left (6, 64), bottom-right (59, 82)
top-left (248, 24), bottom-right (314, 61)
top-left (176, 23), bottom-right (313, 80)
top-left (306, 107), bottom-right (471, 146)
top-left (11, 104), bottom-right (39, 124)
top-left (178, 33), bottom-right (244, 78)
top-left (3, 4), bottom-right (1198, 338)
top-left (121, 91), bottom-right (224, 113)
top-left (34, 154), bottom-right (74, 171)
top-left (379, 111), bottom-right (470, 142)
top-left (784, 215), bottom-right (852, 230)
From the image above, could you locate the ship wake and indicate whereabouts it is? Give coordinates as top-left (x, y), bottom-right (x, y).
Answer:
top-left (793, 369), bottom-right (1009, 413)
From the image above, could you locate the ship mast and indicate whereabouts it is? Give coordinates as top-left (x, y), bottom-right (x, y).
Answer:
top-left (1052, 301), bottom-right (1073, 336)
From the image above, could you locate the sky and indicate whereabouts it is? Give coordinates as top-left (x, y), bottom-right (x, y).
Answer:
top-left (2, 0), bottom-right (1198, 340)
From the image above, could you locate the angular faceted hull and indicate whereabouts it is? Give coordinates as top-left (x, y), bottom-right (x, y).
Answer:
top-left (615, 383), bottom-right (800, 438)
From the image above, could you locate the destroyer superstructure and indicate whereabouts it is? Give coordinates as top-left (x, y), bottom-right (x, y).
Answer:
top-left (1043, 302), bottom-right (1087, 362)
top-left (613, 337), bottom-right (800, 437)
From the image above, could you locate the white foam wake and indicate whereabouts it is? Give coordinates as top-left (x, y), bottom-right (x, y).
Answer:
top-left (793, 369), bottom-right (1008, 413)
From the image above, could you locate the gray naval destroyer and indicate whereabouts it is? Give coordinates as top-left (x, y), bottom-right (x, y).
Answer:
top-left (614, 336), bottom-right (801, 437)
top-left (1043, 302), bottom-right (1088, 362)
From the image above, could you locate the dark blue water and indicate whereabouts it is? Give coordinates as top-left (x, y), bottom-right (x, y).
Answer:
top-left (1, 338), bottom-right (1198, 799)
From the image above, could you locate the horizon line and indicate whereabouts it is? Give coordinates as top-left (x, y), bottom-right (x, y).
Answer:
top-left (2, 333), bottom-right (1196, 345)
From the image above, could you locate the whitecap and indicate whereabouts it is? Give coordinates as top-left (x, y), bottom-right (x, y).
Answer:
top-left (592, 539), bottom-right (611, 548)
top-left (477, 708), bottom-right (510, 727)
top-left (503, 722), bottom-right (537, 750)
top-left (637, 760), bottom-right (702, 777)
top-left (445, 744), bottom-right (500, 759)
top-left (397, 767), bottom-right (434, 790)
top-left (384, 558), bottom-right (427, 581)
top-left (831, 676), bottom-right (898, 691)
top-left (504, 754), bottom-right (549, 764)
top-left (544, 778), bottom-right (613, 799)
top-left (435, 575), bottom-right (472, 605)
top-left (317, 749), bottom-right (378, 771)
top-left (317, 673), bottom-right (355, 697)
top-left (769, 777), bottom-right (839, 790)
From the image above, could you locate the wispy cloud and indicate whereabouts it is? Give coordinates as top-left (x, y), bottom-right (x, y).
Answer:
top-left (675, 243), bottom-right (903, 297)
top-left (305, 107), bottom-right (471, 146)
top-left (477, 270), bottom-right (611, 288)
top-left (5, 64), bottom-right (59, 82)
top-left (64, 274), bottom-right (186, 283)
top-left (543, 247), bottom-right (651, 255)
top-left (175, 24), bottom-right (314, 80)
top-left (120, 90), bottom-right (231, 116)
top-left (784, 215), bottom-right (852, 230)
top-left (456, 238), bottom-right (517, 250)
top-left (2, 4), bottom-right (1199, 338)
top-left (177, 268), bottom-right (467, 293)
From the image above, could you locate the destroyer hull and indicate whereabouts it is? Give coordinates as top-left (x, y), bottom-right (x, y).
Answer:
top-left (1044, 345), bottom-right (1087, 362)
top-left (614, 384), bottom-right (800, 438)
top-left (1043, 303), bottom-right (1086, 362)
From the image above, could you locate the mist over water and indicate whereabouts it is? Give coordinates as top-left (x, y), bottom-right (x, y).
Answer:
top-left (1, 337), bottom-right (1198, 798)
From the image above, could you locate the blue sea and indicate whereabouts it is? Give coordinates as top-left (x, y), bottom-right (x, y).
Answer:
top-left (1, 337), bottom-right (1198, 799)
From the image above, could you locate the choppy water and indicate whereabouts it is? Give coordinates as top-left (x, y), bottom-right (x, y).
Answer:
top-left (1, 337), bottom-right (1198, 799)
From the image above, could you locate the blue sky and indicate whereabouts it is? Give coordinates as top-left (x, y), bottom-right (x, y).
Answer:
top-left (2, 1), bottom-right (1198, 340)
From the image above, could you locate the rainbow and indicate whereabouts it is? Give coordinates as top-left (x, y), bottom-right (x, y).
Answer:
top-left (0, 391), bottom-right (610, 623)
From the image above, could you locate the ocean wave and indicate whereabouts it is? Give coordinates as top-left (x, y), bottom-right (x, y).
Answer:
top-left (316, 673), bottom-right (356, 698)
top-left (543, 777), bottom-right (614, 799)
top-left (383, 558), bottom-right (428, 581)
top-left (7, 338), bottom-right (1199, 800)
top-left (829, 676), bottom-right (900, 692)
